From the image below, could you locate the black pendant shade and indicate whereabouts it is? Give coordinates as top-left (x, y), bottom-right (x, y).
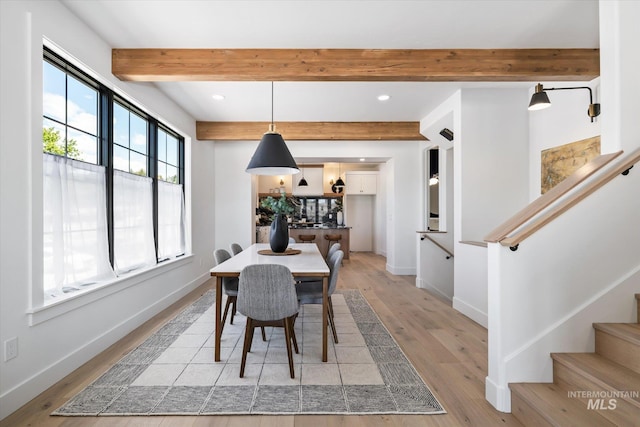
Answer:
top-left (334, 177), bottom-right (345, 188)
top-left (298, 177), bottom-right (308, 186)
top-left (245, 126), bottom-right (300, 175)
top-left (246, 81), bottom-right (299, 175)
top-left (528, 84), bottom-right (551, 111)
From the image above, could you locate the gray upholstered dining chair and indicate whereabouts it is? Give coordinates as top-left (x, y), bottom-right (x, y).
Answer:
top-left (230, 243), bottom-right (243, 256)
top-left (214, 249), bottom-right (266, 341)
top-left (237, 264), bottom-right (300, 378)
top-left (326, 242), bottom-right (341, 262)
top-left (296, 243), bottom-right (341, 285)
top-left (295, 250), bottom-right (344, 344)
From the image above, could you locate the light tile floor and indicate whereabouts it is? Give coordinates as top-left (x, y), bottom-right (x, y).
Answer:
top-left (132, 294), bottom-right (381, 387)
top-left (54, 290), bottom-right (445, 416)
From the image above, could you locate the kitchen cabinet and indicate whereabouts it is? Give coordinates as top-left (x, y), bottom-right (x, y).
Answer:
top-left (345, 172), bottom-right (377, 195)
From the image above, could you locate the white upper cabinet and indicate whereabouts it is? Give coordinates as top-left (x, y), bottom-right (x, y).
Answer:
top-left (345, 172), bottom-right (377, 195)
top-left (292, 166), bottom-right (324, 195)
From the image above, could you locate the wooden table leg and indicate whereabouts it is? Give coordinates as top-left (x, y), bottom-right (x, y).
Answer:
top-left (215, 276), bottom-right (222, 362)
top-left (322, 275), bottom-right (328, 362)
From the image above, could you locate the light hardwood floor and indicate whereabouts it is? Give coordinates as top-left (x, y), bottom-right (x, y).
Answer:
top-left (1, 252), bottom-right (523, 427)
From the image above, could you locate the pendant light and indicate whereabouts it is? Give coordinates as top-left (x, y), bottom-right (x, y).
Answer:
top-left (246, 82), bottom-right (300, 175)
top-left (334, 162), bottom-right (345, 189)
top-left (298, 163), bottom-right (308, 186)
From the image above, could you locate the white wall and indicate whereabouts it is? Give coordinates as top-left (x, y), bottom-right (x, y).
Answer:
top-left (459, 89), bottom-right (530, 242)
top-left (0, 1), bottom-right (215, 419)
top-left (486, 1), bottom-right (640, 412)
top-left (416, 236), bottom-right (454, 301)
top-left (213, 139), bottom-right (423, 274)
top-left (528, 79), bottom-right (601, 200)
top-left (455, 89), bottom-right (529, 327)
top-left (417, 105), bottom-right (455, 300)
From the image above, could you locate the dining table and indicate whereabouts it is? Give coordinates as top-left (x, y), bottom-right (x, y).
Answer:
top-left (209, 243), bottom-right (331, 362)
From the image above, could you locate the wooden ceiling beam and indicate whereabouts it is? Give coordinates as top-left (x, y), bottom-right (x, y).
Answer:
top-left (113, 48), bottom-right (599, 82)
top-left (196, 121), bottom-right (426, 141)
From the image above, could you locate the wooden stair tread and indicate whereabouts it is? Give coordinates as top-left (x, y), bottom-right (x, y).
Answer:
top-left (593, 323), bottom-right (640, 345)
top-left (510, 382), bottom-right (616, 426)
top-left (552, 353), bottom-right (640, 407)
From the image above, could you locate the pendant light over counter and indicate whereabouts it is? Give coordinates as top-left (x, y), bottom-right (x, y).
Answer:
top-left (298, 163), bottom-right (308, 186)
top-left (334, 162), bottom-right (345, 189)
top-left (246, 82), bottom-right (300, 176)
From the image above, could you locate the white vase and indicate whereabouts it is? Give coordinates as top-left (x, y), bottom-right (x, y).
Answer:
top-left (337, 211), bottom-right (344, 226)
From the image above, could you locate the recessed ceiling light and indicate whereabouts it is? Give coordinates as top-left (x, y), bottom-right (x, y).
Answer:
top-left (377, 94), bottom-right (391, 101)
top-left (211, 94), bottom-right (225, 101)
top-left (360, 158), bottom-right (365, 162)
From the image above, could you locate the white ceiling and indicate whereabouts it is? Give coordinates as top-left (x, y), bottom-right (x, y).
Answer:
top-left (60, 0), bottom-right (600, 123)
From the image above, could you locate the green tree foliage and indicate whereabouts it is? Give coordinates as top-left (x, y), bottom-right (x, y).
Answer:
top-left (43, 127), bottom-right (81, 159)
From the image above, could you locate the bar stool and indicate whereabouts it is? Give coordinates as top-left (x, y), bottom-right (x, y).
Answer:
top-left (324, 234), bottom-right (342, 257)
top-left (298, 234), bottom-right (316, 243)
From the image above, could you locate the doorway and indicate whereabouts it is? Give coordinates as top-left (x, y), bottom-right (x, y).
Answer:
top-left (346, 195), bottom-right (374, 251)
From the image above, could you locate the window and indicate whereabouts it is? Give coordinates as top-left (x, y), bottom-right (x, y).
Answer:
top-left (43, 154), bottom-right (115, 295)
top-left (113, 101), bottom-right (149, 175)
top-left (42, 48), bottom-right (186, 301)
top-left (43, 57), bottom-right (99, 163)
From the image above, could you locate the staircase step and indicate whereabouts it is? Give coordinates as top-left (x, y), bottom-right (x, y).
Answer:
top-left (510, 382), bottom-right (615, 427)
top-left (552, 353), bottom-right (640, 425)
top-left (593, 323), bottom-right (640, 374)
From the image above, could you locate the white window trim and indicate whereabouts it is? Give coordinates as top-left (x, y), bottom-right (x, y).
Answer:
top-left (28, 254), bottom-right (193, 326)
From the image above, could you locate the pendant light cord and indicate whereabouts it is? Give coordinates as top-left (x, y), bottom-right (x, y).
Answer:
top-left (271, 81), bottom-right (274, 126)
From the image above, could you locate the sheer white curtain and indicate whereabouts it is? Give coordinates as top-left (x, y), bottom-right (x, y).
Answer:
top-left (43, 154), bottom-right (115, 296)
top-left (157, 181), bottom-right (186, 260)
top-left (113, 170), bottom-right (156, 274)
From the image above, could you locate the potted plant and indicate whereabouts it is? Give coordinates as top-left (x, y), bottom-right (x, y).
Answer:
top-left (260, 195), bottom-right (295, 252)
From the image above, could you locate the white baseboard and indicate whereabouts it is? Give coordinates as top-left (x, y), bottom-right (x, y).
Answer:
top-left (0, 272), bottom-right (210, 420)
top-left (453, 296), bottom-right (488, 328)
top-left (385, 263), bottom-right (416, 275)
top-left (416, 278), bottom-right (452, 303)
top-left (485, 376), bottom-right (512, 412)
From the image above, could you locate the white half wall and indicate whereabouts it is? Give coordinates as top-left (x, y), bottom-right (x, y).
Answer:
top-left (455, 89), bottom-right (529, 327)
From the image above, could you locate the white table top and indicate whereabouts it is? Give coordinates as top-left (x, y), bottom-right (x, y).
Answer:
top-left (210, 243), bottom-right (330, 276)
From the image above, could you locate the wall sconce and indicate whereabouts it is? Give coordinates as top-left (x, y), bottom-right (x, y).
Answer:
top-left (528, 83), bottom-right (601, 122)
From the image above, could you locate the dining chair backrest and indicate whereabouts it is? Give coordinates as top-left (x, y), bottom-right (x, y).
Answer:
top-left (237, 264), bottom-right (298, 322)
top-left (214, 249), bottom-right (238, 293)
top-left (230, 243), bottom-right (243, 255)
top-left (326, 242), bottom-right (341, 262)
top-left (326, 250), bottom-right (344, 295)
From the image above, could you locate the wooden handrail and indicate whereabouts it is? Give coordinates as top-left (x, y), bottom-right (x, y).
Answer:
top-left (484, 149), bottom-right (622, 243)
top-left (419, 232), bottom-right (454, 258)
top-left (500, 148), bottom-right (640, 249)
top-left (460, 241), bottom-right (488, 248)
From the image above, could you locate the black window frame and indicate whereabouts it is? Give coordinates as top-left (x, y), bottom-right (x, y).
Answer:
top-left (43, 47), bottom-right (186, 267)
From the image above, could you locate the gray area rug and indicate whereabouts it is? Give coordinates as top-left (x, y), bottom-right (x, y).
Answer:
top-left (53, 289), bottom-right (445, 416)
